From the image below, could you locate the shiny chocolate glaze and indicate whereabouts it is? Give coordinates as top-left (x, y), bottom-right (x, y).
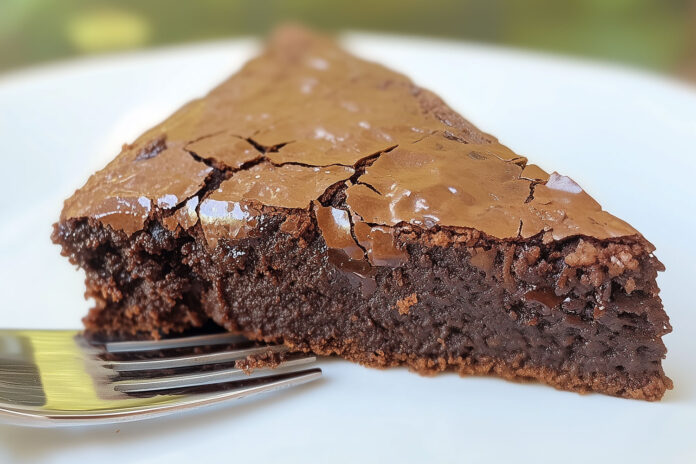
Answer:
top-left (60, 25), bottom-right (646, 275)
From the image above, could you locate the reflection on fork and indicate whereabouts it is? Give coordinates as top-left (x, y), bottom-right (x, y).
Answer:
top-left (0, 330), bottom-right (321, 427)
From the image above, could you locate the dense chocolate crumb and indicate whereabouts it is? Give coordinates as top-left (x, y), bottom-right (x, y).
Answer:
top-left (235, 350), bottom-right (288, 374)
top-left (53, 26), bottom-right (671, 400)
top-left (396, 293), bottom-right (418, 315)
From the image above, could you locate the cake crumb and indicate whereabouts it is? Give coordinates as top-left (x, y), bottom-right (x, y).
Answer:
top-left (280, 213), bottom-right (312, 244)
top-left (396, 293), bottom-right (418, 315)
top-left (565, 239), bottom-right (599, 267)
top-left (469, 247), bottom-right (497, 275)
top-left (428, 230), bottom-right (451, 247)
top-left (235, 349), bottom-right (286, 374)
top-left (502, 245), bottom-right (516, 291)
top-left (593, 305), bottom-right (606, 319)
top-left (625, 277), bottom-right (637, 294)
top-left (542, 231), bottom-right (554, 244)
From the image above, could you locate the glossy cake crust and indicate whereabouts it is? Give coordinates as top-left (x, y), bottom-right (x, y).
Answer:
top-left (53, 26), bottom-right (672, 400)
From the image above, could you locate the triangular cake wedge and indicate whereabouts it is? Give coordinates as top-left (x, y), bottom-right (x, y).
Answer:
top-left (53, 27), bottom-right (671, 400)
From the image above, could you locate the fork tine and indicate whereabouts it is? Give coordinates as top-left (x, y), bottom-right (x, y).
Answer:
top-left (112, 356), bottom-right (317, 393)
top-left (0, 330), bottom-right (323, 426)
top-left (105, 345), bottom-right (289, 372)
top-left (104, 333), bottom-right (247, 353)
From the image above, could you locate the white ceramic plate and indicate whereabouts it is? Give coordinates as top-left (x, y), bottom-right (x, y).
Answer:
top-left (0, 34), bottom-right (695, 463)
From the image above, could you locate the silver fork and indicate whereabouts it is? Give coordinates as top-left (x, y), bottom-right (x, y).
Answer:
top-left (0, 329), bottom-right (321, 427)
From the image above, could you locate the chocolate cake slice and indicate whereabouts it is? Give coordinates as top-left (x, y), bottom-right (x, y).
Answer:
top-left (53, 27), bottom-right (672, 400)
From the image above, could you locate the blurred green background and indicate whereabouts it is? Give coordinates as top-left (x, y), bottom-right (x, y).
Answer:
top-left (1, 0), bottom-right (695, 81)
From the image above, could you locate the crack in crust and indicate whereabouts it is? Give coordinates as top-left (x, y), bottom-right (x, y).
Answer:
top-left (178, 134), bottom-right (400, 264)
top-left (245, 136), bottom-right (290, 154)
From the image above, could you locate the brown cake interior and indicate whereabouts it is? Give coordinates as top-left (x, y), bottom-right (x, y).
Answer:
top-left (53, 178), bottom-right (671, 400)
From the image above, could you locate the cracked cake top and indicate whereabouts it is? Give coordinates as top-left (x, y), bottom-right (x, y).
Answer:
top-left (61, 26), bottom-right (643, 261)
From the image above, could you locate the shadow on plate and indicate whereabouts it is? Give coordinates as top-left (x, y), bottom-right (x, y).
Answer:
top-left (0, 374), bottom-right (327, 463)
